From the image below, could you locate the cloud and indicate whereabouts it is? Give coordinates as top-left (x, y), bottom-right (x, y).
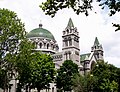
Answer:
top-left (105, 56), bottom-right (120, 67)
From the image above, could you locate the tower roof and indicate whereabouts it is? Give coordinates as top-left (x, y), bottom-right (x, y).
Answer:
top-left (94, 37), bottom-right (100, 45)
top-left (67, 18), bottom-right (74, 28)
top-left (80, 53), bottom-right (91, 62)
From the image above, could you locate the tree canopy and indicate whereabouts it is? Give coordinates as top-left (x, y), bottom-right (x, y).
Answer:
top-left (72, 60), bottom-right (120, 92)
top-left (40, 0), bottom-right (120, 17)
top-left (17, 51), bottom-right (56, 92)
top-left (56, 60), bottom-right (79, 91)
top-left (91, 61), bottom-right (119, 92)
top-left (0, 8), bottom-right (56, 92)
top-left (40, 0), bottom-right (120, 31)
top-left (0, 8), bottom-right (26, 91)
top-left (72, 73), bottom-right (96, 92)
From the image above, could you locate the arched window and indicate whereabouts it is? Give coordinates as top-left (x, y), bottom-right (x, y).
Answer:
top-left (95, 46), bottom-right (96, 49)
top-left (44, 43), bottom-right (46, 48)
top-left (67, 29), bottom-right (69, 34)
top-left (47, 44), bottom-right (49, 49)
top-left (69, 39), bottom-right (72, 46)
top-left (66, 53), bottom-right (68, 60)
top-left (68, 37), bottom-right (72, 46)
top-left (40, 43), bottom-right (42, 48)
top-left (65, 41), bottom-right (68, 46)
top-left (68, 51), bottom-right (71, 59)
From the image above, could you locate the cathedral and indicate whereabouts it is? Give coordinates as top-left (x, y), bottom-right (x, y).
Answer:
top-left (27, 18), bottom-right (104, 73)
top-left (27, 18), bottom-right (104, 92)
top-left (0, 18), bottom-right (104, 92)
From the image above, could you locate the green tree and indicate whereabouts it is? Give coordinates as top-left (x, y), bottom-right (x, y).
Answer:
top-left (16, 40), bottom-right (56, 92)
top-left (40, 0), bottom-right (120, 17)
top-left (72, 73), bottom-right (96, 92)
top-left (56, 60), bottom-right (79, 91)
top-left (99, 79), bottom-right (118, 92)
top-left (0, 68), bottom-right (6, 89)
top-left (91, 61), bottom-right (119, 92)
top-left (15, 39), bottom-right (35, 92)
top-left (0, 8), bottom-right (26, 91)
top-left (40, 0), bottom-right (92, 17)
top-left (29, 53), bottom-right (56, 92)
top-left (72, 61), bottom-right (119, 92)
top-left (116, 68), bottom-right (120, 91)
top-left (40, 0), bottom-right (120, 31)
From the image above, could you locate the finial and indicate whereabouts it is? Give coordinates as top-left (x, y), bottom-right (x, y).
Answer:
top-left (94, 37), bottom-right (100, 45)
top-left (67, 18), bottom-right (74, 28)
top-left (39, 20), bottom-right (42, 28)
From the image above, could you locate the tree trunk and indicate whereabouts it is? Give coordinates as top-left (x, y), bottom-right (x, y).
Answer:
top-left (26, 85), bottom-right (28, 92)
top-left (37, 88), bottom-right (40, 92)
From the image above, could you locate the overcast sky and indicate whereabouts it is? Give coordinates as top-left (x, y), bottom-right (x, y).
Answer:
top-left (0, 0), bottom-right (120, 67)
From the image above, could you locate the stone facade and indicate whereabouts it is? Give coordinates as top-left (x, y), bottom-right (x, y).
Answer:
top-left (27, 18), bottom-right (104, 71)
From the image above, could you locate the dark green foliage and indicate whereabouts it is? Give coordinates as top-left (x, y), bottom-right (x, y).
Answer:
top-left (0, 8), bottom-right (56, 92)
top-left (56, 60), bottom-right (79, 91)
top-left (72, 73), bottom-right (97, 92)
top-left (30, 53), bottom-right (56, 91)
top-left (0, 8), bottom-right (26, 90)
top-left (0, 8), bottom-right (26, 59)
top-left (15, 39), bottom-right (35, 91)
top-left (16, 46), bottom-right (56, 92)
top-left (72, 61), bottom-right (120, 92)
top-left (40, 0), bottom-right (120, 17)
top-left (0, 69), bottom-right (7, 89)
top-left (91, 61), bottom-right (119, 92)
top-left (97, 0), bottom-right (120, 16)
top-left (40, 0), bottom-right (120, 31)
top-left (40, 0), bottom-right (93, 17)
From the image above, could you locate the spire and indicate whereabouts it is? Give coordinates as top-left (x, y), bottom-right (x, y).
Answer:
top-left (39, 20), bottom-right (43, 28)
top-left (94, 37), bottom-right (100, 46)
top-left (67, 18), bottom-right (74, 28)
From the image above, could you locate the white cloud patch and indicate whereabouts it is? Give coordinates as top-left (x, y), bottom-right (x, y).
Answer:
top-left (105, 56), bottom-right (120, 67)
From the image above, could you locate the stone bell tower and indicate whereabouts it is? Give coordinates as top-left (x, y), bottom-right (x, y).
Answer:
top-left (91, 37), bottom-right (104, 61)
top-left (62, 18), bottom-right (80, 66)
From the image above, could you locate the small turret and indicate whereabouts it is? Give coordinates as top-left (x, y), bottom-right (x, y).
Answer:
top-left (39, 20), bottom-right (43, 28)
top-left (91, 37), bottom-right (104, 61)
top-left (66, 18), bottom-right (74, 29)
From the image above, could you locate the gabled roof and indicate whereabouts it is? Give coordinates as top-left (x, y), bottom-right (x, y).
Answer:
top-left (67, 18), bottom-right (74, 28)
top-left (80, 53), bottom-right (91, 62)
top-left (94, 37), bottom-right (100, 46)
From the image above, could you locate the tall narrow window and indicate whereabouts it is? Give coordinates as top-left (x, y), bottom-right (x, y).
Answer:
top-left (52, 87), bottom-right (54, 92)
top-left (95, 46), bottom-right (96, 49)
top-left (66, 53), bottom-right (68, 60)
top-left (47, 44), bottom-right (49, 49)
top-left (69, 51), bottom-right (71, 59)
top-left (44, 43), bottom-right (46, 48)
top-left (69, 39), bottom-right (72, 46)
top-left (67, 29), bottom-right (69, 34)
top-left (40, 43), bottom-right (42, 48)
top-left (65, 41), bottom-right (68, 46)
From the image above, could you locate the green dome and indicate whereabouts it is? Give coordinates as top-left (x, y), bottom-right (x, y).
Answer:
top-left (27, 27), bottom-right (55, 40)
